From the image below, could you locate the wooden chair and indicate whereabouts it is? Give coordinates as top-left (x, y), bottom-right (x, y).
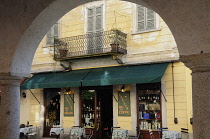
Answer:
top-left (149, 129), bottom-right (155, 139)
top-left (85, 128), bottom-right (93, 139)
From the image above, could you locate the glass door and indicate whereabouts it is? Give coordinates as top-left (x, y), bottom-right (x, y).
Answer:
top-left (43, 88), bottom-right (61, 137)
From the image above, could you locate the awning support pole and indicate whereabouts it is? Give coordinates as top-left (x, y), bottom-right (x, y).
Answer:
top-left (68, 94), bottom-right (75, 103)
top-left (29, 89), bottom-right (40, 104)
top-left (160, 89), bottom-right (167, 102)
top-left (113, 93), bottom-right (118, 102)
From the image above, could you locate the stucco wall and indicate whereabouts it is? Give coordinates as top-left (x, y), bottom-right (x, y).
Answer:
top-left (164, 62), bottom-right (193, 133)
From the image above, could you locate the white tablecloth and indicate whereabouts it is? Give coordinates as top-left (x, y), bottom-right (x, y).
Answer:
top-left (112, 129), bottom-right (128, 139)
top-left (20, 127), bottom-right (33, 135)
top-left (50, 128), bottom-right (64, 136)
top-left (162, 131), bottom-right (181, 139)
top-left (70, 128), bottom-right (86, 138)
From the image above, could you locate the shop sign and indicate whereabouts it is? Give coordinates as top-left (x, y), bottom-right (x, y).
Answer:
top-left (118, 91), bottom-right (131, 116)
top-left (64, 94), bottom-right (74, 116)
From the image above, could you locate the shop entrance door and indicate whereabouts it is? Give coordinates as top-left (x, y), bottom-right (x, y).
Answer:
top-left (43, 88), bottom-right (61, 137)
top-left (80, 86), bottom-right (113, 139)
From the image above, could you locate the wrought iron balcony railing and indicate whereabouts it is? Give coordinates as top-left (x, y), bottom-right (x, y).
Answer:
top-left (53, 30), bottom-right (127, 60)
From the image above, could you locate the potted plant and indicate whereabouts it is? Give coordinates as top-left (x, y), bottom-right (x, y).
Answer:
top-left (54, 38), bottom-right (68, 57)
top-left (109, 28), bottom-right (122, 52)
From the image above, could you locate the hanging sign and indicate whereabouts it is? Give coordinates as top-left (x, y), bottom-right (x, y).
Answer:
top-left (64, 94), bottom-right (74, 116)
top-left (118, 91), bottom-right (131, 116)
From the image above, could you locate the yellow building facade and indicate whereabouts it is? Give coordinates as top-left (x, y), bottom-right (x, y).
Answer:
top-left (20, 0), bottom-right (193, 138)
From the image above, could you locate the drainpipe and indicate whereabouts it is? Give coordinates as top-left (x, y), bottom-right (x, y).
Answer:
top-left (172, 62), bottom-right (178, 124)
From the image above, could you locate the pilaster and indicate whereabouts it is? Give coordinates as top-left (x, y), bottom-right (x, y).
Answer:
top-left (0, 73), bottom-right (23, 139)
top-left (181, 53), bottom-right (210, 139)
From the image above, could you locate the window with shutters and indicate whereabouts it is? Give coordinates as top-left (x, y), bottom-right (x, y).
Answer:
top-left (46, 22), bottom-right (59, 46)
top-left (136, 5), bottom-right (156, 32)
top-left (87, 5), bottom-right (103, 54)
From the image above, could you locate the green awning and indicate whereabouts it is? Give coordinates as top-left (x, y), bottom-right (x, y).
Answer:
top-left (82, 63), bottom-right (168, 86)
top-left (21, 63), bottom-right (168, 90)
top-left (21, 69), bottom-right (91, 90)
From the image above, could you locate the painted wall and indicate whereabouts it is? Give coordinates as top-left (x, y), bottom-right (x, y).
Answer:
top-left (113, 84), bottom-right (137, 135)
top-left (163, 62), bottom-right (193, 133)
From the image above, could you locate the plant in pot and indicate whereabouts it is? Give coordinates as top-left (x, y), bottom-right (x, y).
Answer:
top-left (109, 28), bottom-right (121, 52)
top-left (55, 38), bottom-right (68, 57)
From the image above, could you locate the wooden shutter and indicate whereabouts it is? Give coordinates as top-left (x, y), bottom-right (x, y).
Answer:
top-left (87, 8), bottom-right (94, 33)
top-left (95, 6), bottom-right (103, 32)
top-left (46, 22), bottom-right (59, 46)
top-left (87, 5), bottom-right (103, 33)
top-left (137, 5), bottom-right (145, 31)
top-left (46, 27), bottom-right (53, 46)
top-left (54, 22), bottom-right (59, 39)
top-left (146, 8), bottom-right (155, 30)
top-left (137, 5), bottom-right (155, 31)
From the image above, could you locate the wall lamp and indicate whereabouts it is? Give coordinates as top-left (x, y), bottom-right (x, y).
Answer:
top-left (119, 85), bottom-right (125, 92)
top-left (22, 92), bottom-right (26, 98)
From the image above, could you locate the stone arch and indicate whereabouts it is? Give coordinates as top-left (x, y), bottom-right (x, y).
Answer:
top-left (6, 0), bottom-right (210, 77)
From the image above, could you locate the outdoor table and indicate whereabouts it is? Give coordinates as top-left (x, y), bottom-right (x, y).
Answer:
top-left (70, 127), bottom-right (86, 139)
top-left (20, 127), bottom-right (33, 135)
top-left (112, 129), bottom-right (128, 139)
top-left (162, 131), bottom-right (181, 139)
top-left (50, 127), bottom-right (64, 139)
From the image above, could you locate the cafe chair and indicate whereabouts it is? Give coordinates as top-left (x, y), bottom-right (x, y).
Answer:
top-left (181, 128), bottom-right (189, 139)
top-left (27, 126), bottom-right (39, 139)
top-left (158, 127), bottom-right (168, 139)
top-left (128, 127), bottom-right (140, 139)
top-left (149, 129), bottom-right (155, 139)
top-left (111, 127), bottom-right (121, 134)
top-left (85, 128), bottom-right (93, 139)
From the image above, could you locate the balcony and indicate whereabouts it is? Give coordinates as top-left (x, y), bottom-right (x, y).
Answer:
top-left (53, 30), bottom-right (127, 60)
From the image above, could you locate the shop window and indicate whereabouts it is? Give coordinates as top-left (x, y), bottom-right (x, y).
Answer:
top-left (137, 83), bottom-right (162, 139)
top-left (136, 5), bottom-right (156, 32)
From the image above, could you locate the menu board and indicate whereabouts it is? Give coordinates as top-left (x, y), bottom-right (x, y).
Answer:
top-left (118, 91), bottom-right (131, 116)
top-left (64, 94), bottom-right (74, 116)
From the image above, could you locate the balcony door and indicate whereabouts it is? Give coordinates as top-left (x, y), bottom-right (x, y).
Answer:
top-left (87, 5), bottom-right (103, 54)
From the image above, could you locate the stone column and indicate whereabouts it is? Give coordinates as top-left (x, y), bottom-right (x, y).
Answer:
top-left (0, 73), bottom-right (23, 139)
top-left (181, 53), bottom-right (210, 139)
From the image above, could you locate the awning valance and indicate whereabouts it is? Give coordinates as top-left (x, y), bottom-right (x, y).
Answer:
top-left (21, 69), bottom-right (91, 90)
top-left (82, 63), bottom-right (168, 86)
top-left (21, 63), bottom-right (168, 90)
